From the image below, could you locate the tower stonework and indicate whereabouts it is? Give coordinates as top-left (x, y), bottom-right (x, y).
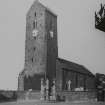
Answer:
top-left (18, 0), bottom-right (58, 91)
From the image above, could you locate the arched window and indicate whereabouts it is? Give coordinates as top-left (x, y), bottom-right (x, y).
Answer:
top-left (33, 21), bottom-right (35, 29)
top-left (31, 58), bottom-right (33, 63)
top-left (33, 20), bottom-right (37, 29)
top-left (33, 12), bottom-right (37, 29)
top-left (35, 12), bottom-right (36, 17)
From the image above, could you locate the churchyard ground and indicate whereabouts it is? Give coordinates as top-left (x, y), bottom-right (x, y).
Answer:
top-left (0, 100), bottom-right (105, 105)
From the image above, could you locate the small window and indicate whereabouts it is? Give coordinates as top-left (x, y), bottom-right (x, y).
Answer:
top-left (33, 20), bottom-right (37, 29)
top-left (36, 21), bottom-right (37, 28)
top-left (34, 37), bottom-right (36, 40)
top-left (33, 47), bottom-right (36, 51)
top-left (32, 58), bottom-right (33, 63)
top-left (35, 12), bottom-right (36, 17)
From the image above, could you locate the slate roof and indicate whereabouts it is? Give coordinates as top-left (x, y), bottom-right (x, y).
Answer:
top-left (57, 58), bottom-right (94, 77)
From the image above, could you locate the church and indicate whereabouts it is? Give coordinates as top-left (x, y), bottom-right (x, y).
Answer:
top-left (18, 0), bottom-right (95, 96)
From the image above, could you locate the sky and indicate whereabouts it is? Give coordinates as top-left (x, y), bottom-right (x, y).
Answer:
top-left (0, 0), bottom-right (105, 90)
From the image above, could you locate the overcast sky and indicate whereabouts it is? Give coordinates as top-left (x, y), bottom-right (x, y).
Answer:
top-left (0, 0), bottom-right (105, 90)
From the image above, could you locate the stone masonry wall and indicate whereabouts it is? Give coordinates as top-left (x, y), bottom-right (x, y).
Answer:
top-left (57, 91), bottom-right (97, 102)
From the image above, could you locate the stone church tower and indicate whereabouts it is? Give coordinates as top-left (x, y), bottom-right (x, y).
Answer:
top-left (18, 0), bottom-right (58, 91)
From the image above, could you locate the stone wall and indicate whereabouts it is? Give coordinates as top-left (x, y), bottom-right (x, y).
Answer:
top-left (57, 91), bottom-right (97, 102)
top-left (25, 0), bottom-right (47, 75)
top-left (17, 91), bottom-right (40, 100)
top-left (17, 91), bottom-right (26, 100)
top-left (17, 90), bottom-right (97, 102)
top-left (24, 74), bottom-right (45, 91)
top-left (45, 9), bottom-right (58, 80)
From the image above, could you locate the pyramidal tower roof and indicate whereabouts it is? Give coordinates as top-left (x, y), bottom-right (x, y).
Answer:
top-left (27, 0), bottom-right (57, 16)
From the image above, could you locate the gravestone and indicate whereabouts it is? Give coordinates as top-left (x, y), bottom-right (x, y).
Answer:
top-left (46, 79), bottom-right (49, 100)
top-left (67, 80), bottom-right (71, 91)
top-left (40, 78), bottom-right (45, 100)
top-left (52, 80), bottom-right (56, 101)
